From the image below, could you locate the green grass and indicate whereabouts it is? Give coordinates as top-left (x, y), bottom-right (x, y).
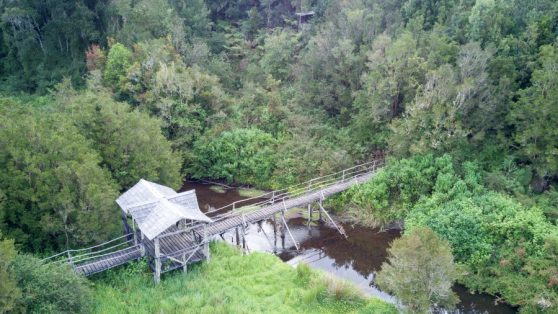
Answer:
top-left (92, 243), bottom-right (396, 314)
top-left (209, 185), bottom-right (227, 193)
top-left (237, 188), bottom-right (267, 198)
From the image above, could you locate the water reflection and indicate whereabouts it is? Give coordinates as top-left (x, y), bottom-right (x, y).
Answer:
top-left (182, 181), bottom-right (517, 314)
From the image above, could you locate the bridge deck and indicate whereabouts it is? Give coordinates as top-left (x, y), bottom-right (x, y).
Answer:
top-left (204, 172), bottom-right (374, 236)
top-left (74, 245), bottom-right (142, 276)
top-left (62, 166), bottom-right (378, 277)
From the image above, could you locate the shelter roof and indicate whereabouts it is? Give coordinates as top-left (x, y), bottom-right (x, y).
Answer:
top-left (116, 179), bottom-right (211, 240)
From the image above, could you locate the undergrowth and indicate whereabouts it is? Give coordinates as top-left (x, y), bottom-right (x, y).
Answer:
top-left (92, 242), bottom-right (396, 314)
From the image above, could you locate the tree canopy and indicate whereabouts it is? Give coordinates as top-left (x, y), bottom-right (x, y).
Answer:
top-left (1, 0), bottom-right (557, 311)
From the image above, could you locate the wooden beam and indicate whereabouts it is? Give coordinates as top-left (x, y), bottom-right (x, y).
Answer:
top-left (204, 223), bottom-right (210, 262)
top-left (318, 202), bottom-right (347, 238)
top-left (154, 237), bottom-right (161, 284)
top-left (280, 209), bottom-right (299, 250)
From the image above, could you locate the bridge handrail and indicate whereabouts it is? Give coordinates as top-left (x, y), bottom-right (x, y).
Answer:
top-left (43, 160), bottom-right (383, 267)
top-left (206, 164), bottom-right (377, 223)
top-left (69, 239), bottom-right (136, 264)
top-left (205, 160), bottom-right (382, 217)
top-left (70, 243), bottom-right (140, 265)
top-left (206, 160), bottom-right (383, 223)
top-left (42, 232), bottom-right (134, 263)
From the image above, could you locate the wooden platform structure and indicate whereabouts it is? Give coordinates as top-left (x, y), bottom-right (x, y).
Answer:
top-left (43, 160), bottom-right (383, 282)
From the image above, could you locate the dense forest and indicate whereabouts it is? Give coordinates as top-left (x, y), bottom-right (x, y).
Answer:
top-left (0, 0), bottom-right (557, 313)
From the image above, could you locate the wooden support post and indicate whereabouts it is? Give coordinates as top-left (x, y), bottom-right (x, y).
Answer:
top-left (318, 201), bottom-right (323, 222)
top-left (241, 224), bottom-right (247, 251)
top-left (139, 231), bottom-right (145, 257)
top-left (67, 251), bottom-right (74, 270)
top-left (139, 242), bottom-right (145, 257)
top-left (307, 203), bottom-right (312, 227)
top-left (182, 252), bottom-right (187, 273)
top-left (132, 218), bottom-right (137, 246)
top-left (235, 227), bottom-right (240, 247)
top-left (257, 221), bottom-right (275, 251)
top-left (154, 237), bottom-right (161, 284)
top-left (281, 210), bottom-right (299, 250)
top-left (204, 223), bottom-right (210, 262)
top-left (318, 202), bottom-right (347, 239)
top-left (273, 214), bottom-right (278, 252)
top-left (280, 224), bottom-right (286, 249)
top-left (121, 210), bottom-right (131, 236)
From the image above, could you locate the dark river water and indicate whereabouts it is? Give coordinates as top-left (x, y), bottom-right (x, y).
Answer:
top-left (181, 181), bottom-right (517, 314)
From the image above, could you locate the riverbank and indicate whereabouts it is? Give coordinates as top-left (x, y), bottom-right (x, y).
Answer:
top-left (92, 242), bottom-right (396, 313)
top-left (183, 181), bottom-right (518, 313)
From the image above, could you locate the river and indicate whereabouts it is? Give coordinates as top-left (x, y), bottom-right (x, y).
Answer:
top-left (181, 181), bottom-right (517, 314)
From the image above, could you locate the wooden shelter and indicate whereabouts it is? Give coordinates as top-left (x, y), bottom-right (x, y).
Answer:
top-left (116, 179), bottom-right (212, 283)
top-left (296, 11), bottom-right (314, 31)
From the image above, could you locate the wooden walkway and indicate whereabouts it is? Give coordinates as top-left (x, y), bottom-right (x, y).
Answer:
top-left (74, 245), bottom-right (142, 276)
top-left (43, 160), bottom-right (382, 276)
top-left (203, 170), bottom-right (376, 237)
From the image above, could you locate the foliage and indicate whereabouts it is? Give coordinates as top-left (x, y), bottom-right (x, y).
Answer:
top-left (0, 99), bottom-right (121, 252)
top-left (0, 232), bottom-right (20, 313)
top-left (333, 154), bottom-right (455, 226)
top-left (1, 0), bottom-right (558, 312)
top-left (111, 0), bottom-right (184, 47)
top-left (509, 42), bottom-right (558, 180)
top-left (110, 39), bottom-right (227, 149)
top-left (103, 43), bottom-right (132, 87)
top-left (351, 31), bottom-right (426, 154)
top-left (93, 242), bottom-right (397, 313)
top-left (13, 254), bottom-right (92, 313)
top-left (187, 128), bottom-right (277, 187)
top-left (0, 0), bottom-right (108, 92)
top-left (376, 227), bottom-right (459, 313)
top-left (55, 83), bottom-right (182, 190)
top-left (341, 154), bottom-right (558, 311)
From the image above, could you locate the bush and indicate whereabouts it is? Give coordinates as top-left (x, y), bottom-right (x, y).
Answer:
top-left (0, 233), bottom-right (20, 313)
top-left (103, 43), bottom-right (132, 87)
top-left (333, 154), bottom-right (456, 226)
top-left (376, 227), bottom-right (459, 313)
top-left (187, 128), bottom-right (277, 187)
top-left (13, 254), bottom-right (92, 313)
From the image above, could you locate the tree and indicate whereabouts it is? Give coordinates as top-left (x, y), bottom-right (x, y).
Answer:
top-left (0, 99), bottom-right (120, 252)
top-left (0, 0), bottom-right (107, 91)
top-left (510, 42), bottom-right (558, 182)
top-left (351, 31), bottom-right (426, 153)
top-left (55, 84), bottom-right (183, 190)
top-left (390, 43), bottom-right (493, 156)
top-left (169, 0), bottom-right (211, 38)
top-left (103, 42), bottom-right (132, 87)
top-left (105, 39), bottom-right (227, 149)
top-left (187, 128), bottom-right (277, 186)
top-left (0, 232), bottom-right (20, 314)
top-left (258, 29), bottom-right (299, 82)
top-left (110, 0), bottom-right (184, 46)
top-left (376, 227), bottom-right (459, 313)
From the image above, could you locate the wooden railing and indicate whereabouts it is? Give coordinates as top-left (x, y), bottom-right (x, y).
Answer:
top-left (42, 233), bottom-right (136, 267)
top-left (43, 160), bottom-right (383, 268)
top-left (204, 159), bottom-right (383, 223)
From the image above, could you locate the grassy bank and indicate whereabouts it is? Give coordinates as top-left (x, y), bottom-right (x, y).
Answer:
top-left (92, 243), bottom-right (396, 314)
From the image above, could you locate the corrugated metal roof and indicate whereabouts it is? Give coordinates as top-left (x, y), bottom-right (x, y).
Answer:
top-left (116, 179), bottom-right (211, 240)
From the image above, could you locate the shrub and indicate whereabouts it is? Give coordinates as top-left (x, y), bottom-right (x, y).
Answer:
top-left (376, 227), bottom-right (459, 313)
top-left (13, 254), bottom-right (92, 313)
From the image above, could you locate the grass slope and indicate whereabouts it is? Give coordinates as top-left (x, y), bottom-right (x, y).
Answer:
top-left (93, 243), bottom-right (396, 314)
